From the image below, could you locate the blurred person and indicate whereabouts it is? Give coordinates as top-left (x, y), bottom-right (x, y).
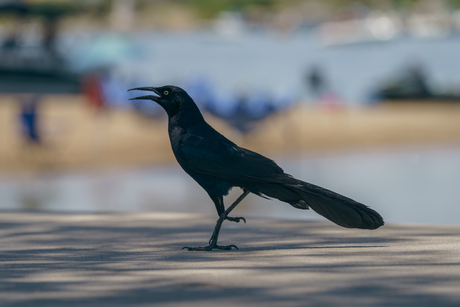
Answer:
top-left (83, 73), bottom-right (106, 113)
top-left (305, 66), bottom-right (343, 110)
top-left (82, 72), bottom-right (112, 165)
top-left (306, 65), bottom-right (326, 99)
top-left (19, 94), bottom-right (41, 144)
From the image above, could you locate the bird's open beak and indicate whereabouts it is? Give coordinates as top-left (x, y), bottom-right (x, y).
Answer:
top-left (128, 87), bottom-right (160, 102)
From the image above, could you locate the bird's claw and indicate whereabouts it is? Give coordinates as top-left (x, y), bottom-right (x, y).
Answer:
top-left (182, 244), bottom-right (238, 251)
top-left (226, 216), bottom-right (246, 223)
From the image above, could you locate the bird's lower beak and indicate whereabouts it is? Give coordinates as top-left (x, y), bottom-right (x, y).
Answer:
top-left (128, 87), bottom-right (160, 102)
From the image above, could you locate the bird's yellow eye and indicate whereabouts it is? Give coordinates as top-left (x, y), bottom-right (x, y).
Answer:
top-left (164, 90), bottom-right (169, 95)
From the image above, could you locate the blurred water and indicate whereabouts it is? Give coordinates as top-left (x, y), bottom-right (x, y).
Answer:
top-left (111, 30), bottom-right (460, 104)
top-left (1, 145), bottom-right (460, 225)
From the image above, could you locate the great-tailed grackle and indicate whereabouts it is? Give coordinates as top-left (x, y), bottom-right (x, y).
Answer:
top-left (129, 85), bottom-right (384, 251)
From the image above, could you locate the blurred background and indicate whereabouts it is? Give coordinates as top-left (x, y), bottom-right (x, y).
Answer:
top-left (1, 0), bottom-right (460, 225)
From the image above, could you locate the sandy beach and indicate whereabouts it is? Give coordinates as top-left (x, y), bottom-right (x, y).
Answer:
top-left (2, 95), bottom-right (460, 174)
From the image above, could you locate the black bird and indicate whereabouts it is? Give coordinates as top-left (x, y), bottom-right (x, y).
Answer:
top-left (129, 85), bottom-right (384, 251)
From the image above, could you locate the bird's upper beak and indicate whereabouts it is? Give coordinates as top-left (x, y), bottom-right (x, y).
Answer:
top-left (128, 87), bottom-right (161, 102)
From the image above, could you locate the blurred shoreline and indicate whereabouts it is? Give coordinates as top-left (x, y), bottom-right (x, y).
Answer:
top-left (1, 94), bottom-right (460, 175)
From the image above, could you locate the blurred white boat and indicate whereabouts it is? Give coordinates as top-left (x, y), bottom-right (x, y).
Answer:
top-left (318, 10), bottom-right (402, 46)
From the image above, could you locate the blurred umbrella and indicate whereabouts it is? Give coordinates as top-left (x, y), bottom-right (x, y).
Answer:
top-left (0, 0), bottom-right (82, 93)
top-left (69, 34), bottom-right (140, 73)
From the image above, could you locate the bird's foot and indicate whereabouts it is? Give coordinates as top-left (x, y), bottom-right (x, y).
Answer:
top-left (225, 216), bottom-right (246, 223)
top-left (182, 244), bottom-right (238, 251)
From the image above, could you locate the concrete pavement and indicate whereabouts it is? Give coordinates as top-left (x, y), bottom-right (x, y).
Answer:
top-left (1, 212), bottom-right (460, 306)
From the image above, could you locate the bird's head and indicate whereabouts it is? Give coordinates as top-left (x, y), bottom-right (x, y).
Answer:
top-left (128, 85), bottom-right (194, 118)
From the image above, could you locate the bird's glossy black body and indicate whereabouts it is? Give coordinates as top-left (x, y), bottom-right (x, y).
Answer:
top-left (168, 117), bottom-right (234, 198)
top-left (129, 85), bottom-right (384, 251)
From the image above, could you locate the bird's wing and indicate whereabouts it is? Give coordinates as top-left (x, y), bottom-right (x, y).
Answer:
top-left (179, 133), bottom-right (284, 181)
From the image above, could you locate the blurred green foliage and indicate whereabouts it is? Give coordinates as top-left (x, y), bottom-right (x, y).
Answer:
top-left (176, 0), bottom-right (276, 19)
top-left (17, 0), bottom-right (460, 21)
top-left (166, 0), bottom-right (460, 19)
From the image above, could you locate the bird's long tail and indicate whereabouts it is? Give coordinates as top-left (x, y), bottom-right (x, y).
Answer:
top-left (248, 177), bottom-right (384, 230)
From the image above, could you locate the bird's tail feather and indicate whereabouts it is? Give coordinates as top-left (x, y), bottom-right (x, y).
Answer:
top-left (248, 178), bottom-right (384, 230)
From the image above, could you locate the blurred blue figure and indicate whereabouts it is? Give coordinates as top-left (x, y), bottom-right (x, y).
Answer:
top-left (208, 89), bottom-right (297, 134)
top-left (184, 79), bottom-right (299, 134)
top-left (205, 88), bottom-right (238, 119)
top-left (230, 93), bottom-right (270, 133)
top-left (183, 74), bottom-right (216, 109)
top-left (246, 91), bottom-right (274, 119)
top-left (19, 95), bottom-right (41, 144)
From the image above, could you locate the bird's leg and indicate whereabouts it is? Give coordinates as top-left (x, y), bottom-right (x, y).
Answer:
top-left (210, 192), bottom-right (247, 224)
top-left (208, 189), bottom-right (250, 244)
top-left (223, 189), bottom-right (250, 224)
top-left (183, 189), bottom-right (250, 251)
